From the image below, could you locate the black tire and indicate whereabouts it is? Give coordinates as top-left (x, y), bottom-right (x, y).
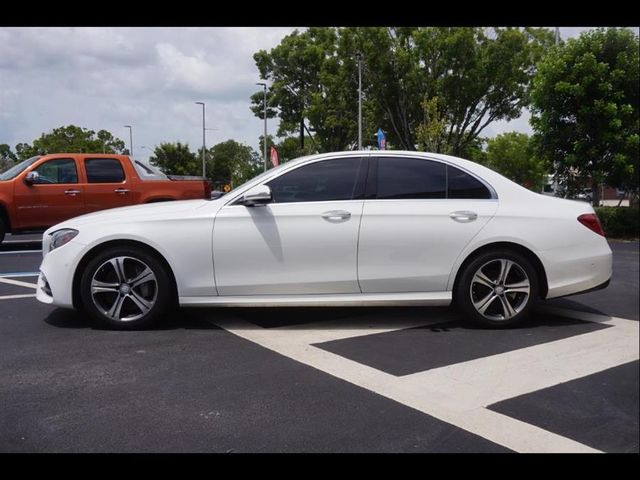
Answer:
top-left (454, 249), bottom-right (539, 328)
top-left (80, 246), bottom-right (176, 330)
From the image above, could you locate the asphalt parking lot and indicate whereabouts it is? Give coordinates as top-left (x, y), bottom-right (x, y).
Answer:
top-left (1, 234), bottom-right (638, 453)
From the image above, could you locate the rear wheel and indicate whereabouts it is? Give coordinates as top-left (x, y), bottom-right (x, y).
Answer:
top-left (455, 250), bottom-right (538, 328)
top-left (80, 246), bottom-right (175, 329)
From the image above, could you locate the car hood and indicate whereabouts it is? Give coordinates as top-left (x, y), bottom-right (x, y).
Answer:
top-left (50, 199), bottom-right (212, 230)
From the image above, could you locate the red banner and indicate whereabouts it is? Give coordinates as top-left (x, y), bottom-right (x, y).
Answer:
top-left (270, 146), bottom-right (280, 167)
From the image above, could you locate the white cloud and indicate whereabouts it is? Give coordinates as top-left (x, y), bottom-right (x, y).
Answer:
top-left (1, 26), bottom-right (636, 160)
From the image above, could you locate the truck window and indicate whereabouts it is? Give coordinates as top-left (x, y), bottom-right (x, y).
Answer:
top-left (85, 159), bottom-right (125, 183)
top-left (33, 158), bottom-right (78, 184)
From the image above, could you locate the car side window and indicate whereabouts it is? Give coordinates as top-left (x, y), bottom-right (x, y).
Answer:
top-left (266, 158), bottom-right (363, 203)
top-left (85, 159), bottom-right (125, 183)
top-left (447, 165), bottom-right (492, 199)
top-left (377, 157), bottom-right (446, 199)
top-left (33, 159), bottom-right (78, 184)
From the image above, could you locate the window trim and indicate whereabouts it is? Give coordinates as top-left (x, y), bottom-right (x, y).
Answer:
top-left (370, 155), bottom-right (498, 201)
top-left (231, 156), bottom-right (368, 206)
top-left (32, 158), bottom-right (78, 185)
top-left (84, 157), bottom-right (126, 184)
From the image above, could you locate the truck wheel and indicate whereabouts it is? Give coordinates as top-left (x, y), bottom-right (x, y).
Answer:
top-left (79, 246), bottom-right (176, 330)
top-left (0, 217), bottom-right (6, 245)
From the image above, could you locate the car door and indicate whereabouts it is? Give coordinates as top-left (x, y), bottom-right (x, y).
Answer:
top-left (82, 157), bottom-right (136, 213)
top-left (13, 157), bottom-right (85, 229)
top-left (357, 156), bottom-right (498, 293)
top-left (213, 157), bottom-right (367, 296)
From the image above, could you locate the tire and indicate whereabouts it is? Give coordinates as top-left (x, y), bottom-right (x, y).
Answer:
top-left (79, 246), bottom-right (176, 330)
top-left (454, 249), bottom-right (539, 328)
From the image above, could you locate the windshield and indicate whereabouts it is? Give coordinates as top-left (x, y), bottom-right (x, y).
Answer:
top-left (0, 156), bottom-right (41, 181)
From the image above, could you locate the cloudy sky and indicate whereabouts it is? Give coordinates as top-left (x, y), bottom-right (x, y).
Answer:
top-left (0, 27), bottom-right (631, 161)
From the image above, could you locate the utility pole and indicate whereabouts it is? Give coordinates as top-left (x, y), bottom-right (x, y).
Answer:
top-left (357, 53), bottom-right (363, 150)
top-left (555, 27), bottom-right (561, 45)
top-left (195, 102), bottom-right (206, 178)
top-left (256, 82), bottom-right (267, 171)
top-left (123, 125), bottom-right (133, 157)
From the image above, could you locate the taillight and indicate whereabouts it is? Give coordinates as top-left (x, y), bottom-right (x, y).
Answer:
top-left (578, 213), bottom-right (605, 236)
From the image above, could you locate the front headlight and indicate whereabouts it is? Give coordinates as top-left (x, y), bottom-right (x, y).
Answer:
top-left (49, 229), bottom-right (79, 252)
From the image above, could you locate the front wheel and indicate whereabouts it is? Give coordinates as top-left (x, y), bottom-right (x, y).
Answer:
top-left (454, 250), bottom-right (539, 328)
top-left (80, 246), bottom-right (175, 329)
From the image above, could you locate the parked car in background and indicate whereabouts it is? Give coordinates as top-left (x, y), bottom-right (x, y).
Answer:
top-left (35, 150), bottom-right (612, 330)
top-left (0, 154), bottom-right (212, 244)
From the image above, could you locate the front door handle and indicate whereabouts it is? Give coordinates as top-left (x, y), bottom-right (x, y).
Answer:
top-left (450, 210), bottom-right (477, 222)
top-left (64, 189), bottom-right (81, 196)
top-left (114, 188), bottom-right (130, 195)
top-left (321, 210), bottom-right (351, 221)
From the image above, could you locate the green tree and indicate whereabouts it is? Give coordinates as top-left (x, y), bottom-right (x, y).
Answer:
top-left (251, 27), bottom-right (360, 152)
top-left (15, 142), bottom-right (39, 160)
top-left (485, 132), bottom-right (548, 191)
top-left (416, 96), bottom-right (450, 154)
top-left (253, 27), bottom-right (554, 154)
top-left (0, 144), bottom-right (17, 172)
top-left (149, 142), bottom-right (199, 176)
top-left (17, 125), bottom-right (127, 158)
top-left (530, 27), bottom-right (639, 206)
top-left (208, 140), bottom-right (261, 187)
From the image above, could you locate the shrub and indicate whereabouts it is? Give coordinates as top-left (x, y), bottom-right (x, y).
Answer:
top-left (595, 207), bottom-right (640, 239)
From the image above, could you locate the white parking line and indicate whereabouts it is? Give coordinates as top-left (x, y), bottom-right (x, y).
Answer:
top-left (0, 250), bottom-right (41, 255)
top-left (0, 272), bottom-right (40, 278)
top-left (0, 293), bottom-right (37, 300)
top-left (215, 315), bottom-right (603, 453)
top-left (0, 277), bottom-right (38, 289)
top-left (401, 316), bottom-right (639, 410)
top-left (213, 306), bottom-right (638, 453)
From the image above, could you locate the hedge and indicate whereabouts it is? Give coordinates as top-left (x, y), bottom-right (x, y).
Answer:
top-left (595, 207), bottom-right (639, 239)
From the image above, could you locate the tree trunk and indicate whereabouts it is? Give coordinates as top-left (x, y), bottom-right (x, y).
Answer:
top-left (591, 181), bottom-right (600, 207)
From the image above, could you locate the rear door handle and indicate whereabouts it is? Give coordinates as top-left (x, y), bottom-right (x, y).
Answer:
top-left (450, 210), bottom-right (477, 222)
top-left (321, 210), bottom-right (351, 221)
top-left (64, 189), bottom-right (81, 196)
top-left (114, 188), bottom-right (130, 195)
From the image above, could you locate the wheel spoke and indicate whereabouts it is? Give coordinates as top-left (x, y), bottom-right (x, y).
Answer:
top-left (109, 257), bottom-right (127, 283)
top-left (106, 294), bottom-right (126, 320)
top-left (474, 292), bottom-right (498, 314)
top-left (128, 291), bottom-right (152, 315)
top-left (498, 295), bottom-right (517, 319)
top-left (504, 281), bottom-right (530, 294)
top-left (91, 279), bottom-right (119, 294)
top-left (498, 259), bottom-right (513, 285)
top-left (473, 270), bottom-right (496, 289)
top-left (130, 267), bottom-right (155, 288)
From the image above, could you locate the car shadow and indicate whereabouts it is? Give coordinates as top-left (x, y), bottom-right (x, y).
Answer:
top-left (44, 307), bottom-right (221, 330)
top-left (43, 302), bottom-right (605, 332)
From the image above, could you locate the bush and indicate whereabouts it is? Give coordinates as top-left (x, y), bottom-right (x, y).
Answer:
top-left (595, 207), bottom-right (640, 239)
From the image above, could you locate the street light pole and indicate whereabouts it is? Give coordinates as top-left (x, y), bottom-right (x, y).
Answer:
top-left (357, 53), bottom-right (362, 150)
top-left (256, 82), bottom-right (267, 171)
top-left (123, 125), bottom-right (133, 157)
top-left (195, 102), bottom-right (206, 178)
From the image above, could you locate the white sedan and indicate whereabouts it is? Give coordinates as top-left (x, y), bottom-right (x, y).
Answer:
top-left (36, 151), bottom-right (612, 329)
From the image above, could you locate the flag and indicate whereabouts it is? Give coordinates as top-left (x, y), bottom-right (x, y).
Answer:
top-left (270, 145), bottom-right (280, 167)
top-left (376, 128), bottom-right (386, 150)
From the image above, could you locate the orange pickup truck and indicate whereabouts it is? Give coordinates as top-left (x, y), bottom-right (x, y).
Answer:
top-left (0, 153), bottom-right (212, 244)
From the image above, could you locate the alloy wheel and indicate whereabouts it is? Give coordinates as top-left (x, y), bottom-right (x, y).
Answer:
top-left (469, 258), bottom-right (531, 321)
top-left (90, 256), bottom-right (158, 322)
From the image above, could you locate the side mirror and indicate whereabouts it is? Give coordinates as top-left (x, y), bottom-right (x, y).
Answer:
top-left (24, 171), bottom-right (40, 185)
top-left (240, 184), bottom-right (272, 206)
